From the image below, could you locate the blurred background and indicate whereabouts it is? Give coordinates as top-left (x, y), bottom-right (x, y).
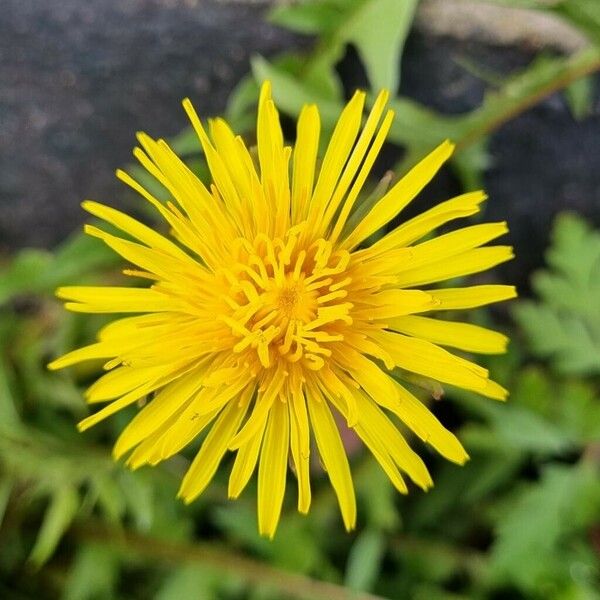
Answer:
top-left (1, 1), bottom-right (599, 599)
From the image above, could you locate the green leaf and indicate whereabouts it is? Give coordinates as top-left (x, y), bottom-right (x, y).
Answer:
top-left (485, 403), bottom-right (573, 454)
top-left (269, 0), bottom-right (419, 91)
top-left (555, 380), bottom-right (600, 443)
top-left (119, 470), bottom-right (155, 531)
top-left (340, 0), bottom-right (419, 92)
top-left (357, 460), bottom-right (400, 531)
top-left (0, 249), bottom-right (52, 304)
top-left (490, 463), bottom-right (600, 591)
top-left (0, 232), bottom-right (118, 305)
top-left (156, 565), bottom-right (219, 600)
top-left (513, 213), bottom-right (600, 375)
top-left (93, 475), bottom-right (127, 525)
top-left (269, 0), bottom-right (346, 35)
top-left (564, 75), bottom-right (595, 120)
top-left (385, 50), bottom-right (600, 184)
top-left (29, 485), bottom-right (80, 566)
top-left (63, 544), bottom-right (119, 600)
top-left (552, 0), bottom-right (600, 46)
top-left (345, 529), bottom-right (386, 591)
top-left (0, 352), bottom-right (20, 427)
top-left (226, 74), bottom-right (261, 134)
top-left (0, 477), bottom-right (13, 529)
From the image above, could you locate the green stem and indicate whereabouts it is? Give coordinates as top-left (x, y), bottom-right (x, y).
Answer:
top-left (456, 47), bottom-right (600, 151)
top-left (73, 522), bottom-right (387, 600)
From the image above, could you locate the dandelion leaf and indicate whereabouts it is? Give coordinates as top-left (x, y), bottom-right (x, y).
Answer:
top-left (514, 213), bottom-right (600, 375)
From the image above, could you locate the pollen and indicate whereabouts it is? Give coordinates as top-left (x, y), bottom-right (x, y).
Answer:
top-left (219, 233), bottom-right (351, 371)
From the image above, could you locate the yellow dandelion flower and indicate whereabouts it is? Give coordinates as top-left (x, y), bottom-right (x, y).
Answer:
top-left (50, 82), bottom-right (516, 538)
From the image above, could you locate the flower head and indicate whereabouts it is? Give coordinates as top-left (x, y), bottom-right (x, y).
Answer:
top-left (51, 82), bottom-right (516, 537)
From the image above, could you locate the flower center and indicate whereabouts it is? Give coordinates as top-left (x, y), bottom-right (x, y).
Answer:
top-left (218, 231), bottom-right (353, 372)
top-left (271, 275), bottom-right (317, 322)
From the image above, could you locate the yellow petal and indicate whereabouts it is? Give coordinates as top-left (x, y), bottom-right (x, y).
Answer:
top-left (179, 390), bottom-right (251, 503)
top-left (228, 421), bottom-right (267, 500)
top-left (353, 289), bottom-right (437, 321)
top-left (125, 408), bottom-right (185, 469)
top-left (366, 190), bottom-right (487, 255)
top-left (394, 246), bottom-right (514, 288)
top-left (425, 285), bottom-right (518, 310)
top-left (390, 381), bottom-right (468, 465)
top-left (228, 367), bottom-right (286, 449)
top-left (353, 390), bottom-right (433, 490)
top-left (152, 393), bottom-right (221, 462)
top-left (306, 91), bottom-right (366, 234)
top-left (291, 104), bottom-right (320, 223)
top-left (85, 364), bottom-right (175, 403)
top-left (306, 381), bottom-right (356, 531)
top-left (77, 380), bottom-right (157, 432)
top-left (389, 315), bottom-right (509, 354)
top-left (326, 389), bottom-right (408, 494)
top-left (288, 389), bottom-right (311, 513)
top-left (84, 225), bottom-right (201, 285)
top-left (81, 200), bottom-right (192, 262)
top-left (396, 222), bottom-right (509, 272)
top-left (321, 90), bottom-right (390, 234)
top-left (335, 348), bottom-right (397, 404)
top-left (57, 286), bottom-right (179, 314)
top-left (257, 81), bottom-right (289, 228)
top-left (257, 399), bottom-right (289, 538)
top-left (113, 371), bottom-right (204, 459)
top-left (330, 108), bottom-right (395, 242)
top-left (343, 140), bottom-right (454, 249)
top-left (48, 342), bottom-right (111, 370)
top-left (376, 330), bottom-right (497, 396)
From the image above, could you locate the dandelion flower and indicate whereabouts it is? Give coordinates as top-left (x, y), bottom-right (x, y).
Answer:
top-left (50, 82), bottom-right (516, 537)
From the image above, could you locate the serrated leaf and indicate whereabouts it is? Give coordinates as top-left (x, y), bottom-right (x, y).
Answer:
top-left (513, 213), bottom-right (600, 375)
top-left (29, 485), bottom-right (80, 566)
top-left (556, 380), bottom-right (600, 443)
top-left (485, 402), bottom-right (574, 454)
top-left (490, 464), bottom-right (600, 591)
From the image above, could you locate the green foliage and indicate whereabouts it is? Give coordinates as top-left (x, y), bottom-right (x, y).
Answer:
top-left (565, 75), bottom-right (595, 119)
top-left (270, 0), bottom-right (418, 93)
top-left (552, 0), bottom-right (600, 46)
top-left (264, 0), bottom-right (600, 189)
top-left (29, 485), bottom-right (80, 567)
top-left (2, 1), bottom-right (600, 599)
top-left (345, 529), bottom-right (386, 591)
top-left (490, 463), bottom-right (600, 594)
top-left (0, 231), bottom-right (118, 305)
top-left (514, 213), bottom-right (600, 375)
top-left (64, 544), bottom-right (119, 600)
